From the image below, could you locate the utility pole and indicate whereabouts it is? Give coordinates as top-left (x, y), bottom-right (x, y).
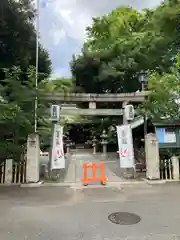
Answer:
top-left (139, 71), bottom-right (148, 137)
top-left (34, 0), bottom-right (40, 133)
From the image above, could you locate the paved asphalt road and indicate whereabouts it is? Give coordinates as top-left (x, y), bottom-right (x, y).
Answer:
top-left (0, 183), bottom-right (180, 239)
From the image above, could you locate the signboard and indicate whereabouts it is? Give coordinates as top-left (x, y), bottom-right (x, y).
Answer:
top-left (51, 125), bottom-right (65, 169)
top-left (50, 105), bottom-right (60, 122)
top-left (164, 131), bottom-right (176, 143)
top-left (116, 125), bottom-right (134, 168)
top-left (124, 105), bottom-right (134, 121)
top-left (156, 128), bottom-right (176, 143)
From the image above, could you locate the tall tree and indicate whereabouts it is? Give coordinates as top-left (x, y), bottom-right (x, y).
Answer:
top-left (0, 66), bottom-right (37, 162)
top-left (71, 0), bottom-right (180, 94)
top-left (142, 53), bottom-right (180, 122)
top-left (0, 66), bottom-right (69, 161)
top-left (39, 77), bottom-right (74, 93)
top-left (0, 0), bottom-right (52, 80)
top-left (0, 0), bottom-right (53, 159)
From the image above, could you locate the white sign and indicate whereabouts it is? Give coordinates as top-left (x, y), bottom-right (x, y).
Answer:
top-left (51, 125), bottom-right (65, 169)
top-left (116, 125), bottom-right (134, 168)
top-left (164, 131), bottom-right (176, 143)
top-left (50, 105), bottom-right (60, 122)
top-left (124, 105), bottom-right (134, 121)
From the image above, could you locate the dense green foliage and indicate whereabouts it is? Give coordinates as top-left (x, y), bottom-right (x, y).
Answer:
top-left (38, 77), bottom-right (74, 150)
top-left (70, 0), bottom-right (180, 144)
top-left (39, 77), bottom-right (74, 94)
top-left (0, 66), bottom-right (37, 162)
top-left (0, 66), bottom-right (73, 161)
top-left (0, 0), bottom-right (51, 81)
top-left (71, 0), bottom-right (180, 94)
top-left (0, 0), bottom-right (53, 161)
top-left (143, 53), bottom-right (180, 121)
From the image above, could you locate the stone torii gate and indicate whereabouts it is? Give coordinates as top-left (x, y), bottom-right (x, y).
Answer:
top-left (25, 91), bottom-right (150, 183)
top-left (41, 91), bottom-right (150, 116)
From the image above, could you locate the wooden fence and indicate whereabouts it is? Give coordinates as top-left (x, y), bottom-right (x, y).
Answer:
top-left (159, 157), bottom-right (180, 180)
top-left (12, 160), bottom-right (26, 184)
top-left (0, 162), bottom-right (6, 183)
top-left (159, 159), bottom-right (173, 180)
top-left (0, 159), bottom-right (26, 184)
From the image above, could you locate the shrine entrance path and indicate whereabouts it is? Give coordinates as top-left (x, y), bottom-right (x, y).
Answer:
top-left (64, 151), bottom-right (124, 184)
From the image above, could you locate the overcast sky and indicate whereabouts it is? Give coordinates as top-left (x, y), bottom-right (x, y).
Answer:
top-left (38, 0), bottom-right (163, 78)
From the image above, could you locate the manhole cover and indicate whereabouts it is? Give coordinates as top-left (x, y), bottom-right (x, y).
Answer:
top-left (108, 212), bottom-right (141, 225)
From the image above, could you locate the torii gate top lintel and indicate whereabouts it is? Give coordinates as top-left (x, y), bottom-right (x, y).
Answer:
top-left (43, 91), bottom-right (150, 103)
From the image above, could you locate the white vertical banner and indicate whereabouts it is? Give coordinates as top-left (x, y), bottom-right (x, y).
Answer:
top-left (116, 125), bottom-right (134, 168)
top-left (51, 125), bottom-right (65, 169)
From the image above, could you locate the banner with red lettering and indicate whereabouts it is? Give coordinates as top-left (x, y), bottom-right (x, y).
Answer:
top-left (116, 125), bottom-right (134, 168)
top-left (51, 125), bottom-right (65, 169)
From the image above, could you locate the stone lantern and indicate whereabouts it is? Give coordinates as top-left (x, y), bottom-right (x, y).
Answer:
top-left (64, 131), bottom-right (71, 154)
top-left (92, 136), bottom-right (97, 154)
top-left (138, 71), bottom-right (148, 91)
top-left (100, 130), bottom-right (108, 155)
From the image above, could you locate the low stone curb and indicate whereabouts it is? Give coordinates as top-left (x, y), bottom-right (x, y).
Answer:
top-left (19, 179), bottom-right (180, 188)
top-left (143, 178), bottom-right (180, 185)
top-left (20, 181), bottom-right (45, 188)
top-left (20, 180), bottom-right (147, 188)
top-left (143, 178), bottom-right (166, 185)
top-left (0, 183), bottom-right (20, 187)
top-left (20, 181), bottom-right (75, 188)
top-left (165, 179), bottom-right (180, 183)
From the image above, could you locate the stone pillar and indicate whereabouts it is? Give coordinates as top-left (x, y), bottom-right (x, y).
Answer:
top-left (122, 101), bottom-right (129, 125)
top-left (93, 145), bottom-right (96, 154)
top-left (171, 155), bottom-right (179, 180)
top-left (92, 136), bottom-right (97, 154)
top-left (26, 134), bottom-right (40, 183)
top-left (100, 130), bottom-right (108, 156)
top-left (4, 159), bottom-right (13, 184)
top-left (64, 131), bottom-right (71, 155)
top-left (102, 144), bottom-right (107, 155)
top-left (89, 102), bottom-right (96, 109)
top-left (66, 142), bottom-right (71, 154)
top-left (145, 133), bottom-right (160, 180)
